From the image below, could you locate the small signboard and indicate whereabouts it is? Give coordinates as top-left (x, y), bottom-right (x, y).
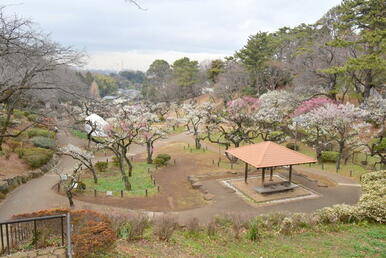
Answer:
top-left (106, 191), bottom-right (113, 196)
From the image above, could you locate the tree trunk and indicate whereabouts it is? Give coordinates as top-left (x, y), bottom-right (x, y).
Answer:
top-left (194, 136), bottom-right (201, 150)
top-left (89, 165), bottom-right (98, 184)
top-left (336, 141), bottom-right (345, 171)
top-left (363, 70), bottom-right (373, 99)
top-left (0, 107), bottom-right (14, 151)
top-left (118, 155), bottom-right (131, 191)
top-left (66, 190), bottom-right (74, 207)
top-left (122, 148), bottom-right (133, 177)
top-left (146, 141), bottom-right (153, 164)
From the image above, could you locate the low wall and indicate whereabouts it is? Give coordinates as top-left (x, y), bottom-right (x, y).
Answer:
top-left (0, 155), bottom-right (59, 197)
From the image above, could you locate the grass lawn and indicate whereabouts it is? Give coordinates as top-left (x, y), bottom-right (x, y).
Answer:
top-left (169, 125), bottom-right (186, 135)
top-left (115, 223), bottom-right (386, 257)
top-left (83, 162), bottom-right (157, 196)
top-left (70, 128), bottom-right (88, 139)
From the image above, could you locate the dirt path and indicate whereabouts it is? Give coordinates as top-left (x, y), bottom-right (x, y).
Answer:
top-left (0, 128), bottom-right (361, 224)
top-left (0, 129), bottom-right (200, 220)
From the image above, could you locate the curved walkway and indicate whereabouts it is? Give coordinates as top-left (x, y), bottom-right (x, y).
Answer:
top-left (0, 129), bottom-right (361, 224)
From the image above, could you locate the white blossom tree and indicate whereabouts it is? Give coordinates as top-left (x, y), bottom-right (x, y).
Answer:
top-left (139, 111), bottom-right (168, 164)
top-left (255, 91), bottom-right (300, 141)
top-left (181, 102), bottom-right (213, 149)
top-left (58, 144), bottom-right (98, 184)
top-left (55, 163), bottom-right (83, 207)
top-left (206, 97), bottom-right (259, 161)
top-left (294, 103), bottom-right (369, 169)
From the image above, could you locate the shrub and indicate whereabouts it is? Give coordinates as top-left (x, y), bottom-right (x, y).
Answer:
top-left (279, 217), bottom-right (294, 235)
top-left (156, 153), bottom-right (171, 162)
top-left (357, 170), bottom-right (386, 223)
top-left (17, 147), bottom-right (54, 168)
top-left (95, 161), bottom-right (108, 172)
top-left (320, 151), bottom-right (339, 162)
top-left (154, 215), bottom-right (177, 241)
top-left (247, 220), bottom-right (261, 241)
top-left (7, 139), bottom-right (22, 151)
top-left (229, 214), bottom-right (245, 239)
top-left (27, 114), bottom-right (39, 122)
top-left (207, 220), bottom-right (217, 237)
top-left (27, 128), bottom-right (55, 139)
top-left (286, 142), bottom-right (299, 151)
top-left (154, 154), bottom-right (171, 167)
top-left (13, 209), bottom-right (116, 258)
top-left (30, 136), bottom-right (55, 149)
top-left (112, 156), bottom-right (120, 167)
top-left (0, 192), bottom-right (6, 199)
top-left (76, 181), bottom-right (86, 191)
top-left (13, 109), bottom-right (25, 119)
top-left (186, 218), bottom-right (200, 236)
top-left (119, 214), bottom-right (149, 241)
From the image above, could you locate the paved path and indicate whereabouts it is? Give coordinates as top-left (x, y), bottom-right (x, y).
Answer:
top-left (0, 129), bottom-right (199, 220)
top-left (0, 129), bottom-right (361, 224)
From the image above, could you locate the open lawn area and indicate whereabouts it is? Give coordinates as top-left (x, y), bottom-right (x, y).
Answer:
top-left (82, 162), bottom-right (157, 197)
top-left (115, 223), bottom-right (386, 258)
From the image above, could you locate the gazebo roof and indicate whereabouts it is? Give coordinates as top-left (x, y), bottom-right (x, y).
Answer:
top-left (226, 141), bottom-right (317, 169)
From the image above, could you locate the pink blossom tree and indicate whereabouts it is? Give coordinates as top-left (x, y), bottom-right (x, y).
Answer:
top-left (292, 97), bottom-right (335, 117)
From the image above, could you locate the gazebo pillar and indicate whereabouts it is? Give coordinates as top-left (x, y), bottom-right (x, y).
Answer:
top-left (270, 167), bottom-right (273, 181)
top-left (289, 165), bottom-right (293, 183)
top-left (262, 168), bottom-right (265, 184)
top-left (244, 163), bottom-right (249, 183)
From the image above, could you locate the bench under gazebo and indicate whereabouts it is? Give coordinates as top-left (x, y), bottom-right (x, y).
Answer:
top-left (226, 141), bottom-right (317, 194)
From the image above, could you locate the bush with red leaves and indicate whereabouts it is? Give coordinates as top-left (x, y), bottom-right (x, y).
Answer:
top-left (13, 208), bottom-right (116, 258)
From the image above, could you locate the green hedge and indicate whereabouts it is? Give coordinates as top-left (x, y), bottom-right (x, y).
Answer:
top-left (286, 142), bottom-right (299, 151)
top-left (321, 151), bottom-right (339, 162)
top-left (30, 136), bottom-right (55, 149)
top-left (154, 153), bottom-right (171, 167)
top-left (27, 128), bottom-right (55, 139)
top-left (16, 147), bottom-right (54, 168)
top-left (95, 161), bottom-right (108, 172)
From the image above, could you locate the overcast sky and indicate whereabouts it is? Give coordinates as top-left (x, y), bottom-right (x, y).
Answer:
top-left (4, 0), bottom-right (342, 71)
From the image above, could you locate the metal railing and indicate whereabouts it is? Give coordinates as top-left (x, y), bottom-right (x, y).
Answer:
top-left (0, 214), bottom-right (72, 257)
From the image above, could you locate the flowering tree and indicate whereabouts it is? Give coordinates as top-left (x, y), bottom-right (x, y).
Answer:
top-left (139, 111), bottom-right (168, 164)
top-left (182, 102), bottom-right (213, 149)
top-left (206, 97), bottom-right (259, 161)
top-left (144, 101), bottom-right (171, 121)
top-left (294, 103), bottom-right (369, 169)
top-left (94, 105), bottom-right (147, 191)
top-left (292, 97), bottom-right (335, 117)
top-left (360, 97), bottom-right (386, 167)
top-left (55, 163), bottom-right (83, 207)
top-left (58, 144), bottom-right (98, 184)
top-left (255, 91), bottom-right (299, 141)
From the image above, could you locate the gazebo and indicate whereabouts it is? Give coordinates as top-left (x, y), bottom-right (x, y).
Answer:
top-left (226, 141), bottom-right (317, 193)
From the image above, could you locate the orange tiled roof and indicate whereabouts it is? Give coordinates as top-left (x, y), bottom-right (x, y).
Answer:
top-left (226, 141), bottom-right (317, 168)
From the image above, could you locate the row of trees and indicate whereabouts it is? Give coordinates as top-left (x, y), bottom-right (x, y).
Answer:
top-left (181, 91), bottom-right (385, 169)
top-left (142, 0), bottom-right (385, 104)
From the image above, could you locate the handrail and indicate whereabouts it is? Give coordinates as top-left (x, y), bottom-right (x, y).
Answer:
top-left (0, 214), bottom-right (66, 225)
top-left (0, 213), bottom-right (71, 257)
